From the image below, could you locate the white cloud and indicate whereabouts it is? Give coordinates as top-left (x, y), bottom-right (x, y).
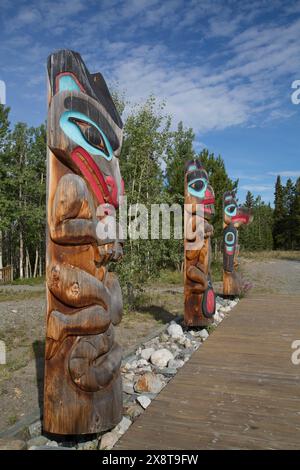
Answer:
top-left (240, 184), bottom-right (274, 191)
top-left (268, 171), bottom-right (300, 177)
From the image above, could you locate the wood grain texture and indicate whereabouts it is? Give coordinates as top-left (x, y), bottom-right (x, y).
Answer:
top-left (115, 293), bottom-right (300, 450)
top-left (44, 50), bottom-right (124, 435)
top-left (184, 160), bottom-right (216, 326)
top-left (223, 191), bottom-right (253, 296)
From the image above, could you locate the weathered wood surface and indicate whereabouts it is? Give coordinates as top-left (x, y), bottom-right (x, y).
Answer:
top-left (223, 191), bottom-right (253, 296)
top-left (116, 293), bottom-right (300, 450)
top-left (44, 49), bottom-right (124, 435)
top-left (184, 160), bottom-right (216, 326)
top-left (0, 265), bottom-right (13, 284)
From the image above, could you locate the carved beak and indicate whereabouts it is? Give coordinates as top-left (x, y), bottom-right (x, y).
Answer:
top-left (232, 207), bottom-right (253, 225)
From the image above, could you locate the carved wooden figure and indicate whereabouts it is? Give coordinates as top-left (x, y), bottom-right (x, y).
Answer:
top-left (223, 191), bottom-right (253, 296)
top-left (44, 50), bottom-right (124, 434)
top-left (184, 160), bottom-right (216, 326)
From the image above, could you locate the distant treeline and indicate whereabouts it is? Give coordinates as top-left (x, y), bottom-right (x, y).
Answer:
top-left (0, 98), bottom-right (299, 281)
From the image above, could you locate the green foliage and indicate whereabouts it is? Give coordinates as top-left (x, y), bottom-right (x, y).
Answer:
top-left (165, 121), bottom-right (195, 205)
top-left (239, 196), bottom-right (273, 251)
top-left (116, 96), bottom-right (171, 282)
top-left (272, 176), bottom-right (299, 250)
top-left (291, 178), bottom-right (300, 249)
top-left (0, 110), bottom-right (46, 277)
top-left (158, 269), bottom-right (183, 285)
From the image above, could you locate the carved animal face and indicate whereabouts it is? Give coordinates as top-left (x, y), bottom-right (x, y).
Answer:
top-left (47, 50), bottom-right (124, 208)
top-left (223, 191), bottom-right (253, 228)
top-left (184, 160), bottom-right (215, 219)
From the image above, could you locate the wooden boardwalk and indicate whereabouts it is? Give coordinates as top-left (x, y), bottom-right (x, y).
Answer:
top-left (116, 293), bottom-right (300, 450)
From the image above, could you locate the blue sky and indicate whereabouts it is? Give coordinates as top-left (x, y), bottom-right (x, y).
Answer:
top-left (0, 0), bottom-right (300, 204)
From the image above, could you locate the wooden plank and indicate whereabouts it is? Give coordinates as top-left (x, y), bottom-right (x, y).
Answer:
top-left (115, 293), bottom-right (300, 450)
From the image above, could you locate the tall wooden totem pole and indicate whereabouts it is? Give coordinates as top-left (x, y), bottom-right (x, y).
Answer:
top-left (44, 50), bottom-right (124, 434)
top-left (184, 160), bottom-right (216, 326)
top-left (223, 191), bottom-right (253, 296)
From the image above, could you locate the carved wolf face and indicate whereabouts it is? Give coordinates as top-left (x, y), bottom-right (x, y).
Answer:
top-left (223, 191), bottom-right (253, 228)
top-left (184, 159), bottom-right (215, 219)
top-left (47, 50), bottom-right (124, 208)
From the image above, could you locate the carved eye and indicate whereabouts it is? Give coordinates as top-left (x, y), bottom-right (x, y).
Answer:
top-left (191, 180), bottom-right (204, 191)
top-left (69, 117), bottom-right (109, 157)
top-left (188, 177), bottom-right (207, 195)
top-left (226, 204), bottom-right (237, 215)
top-left (225, 231), bottom-right (235, 245)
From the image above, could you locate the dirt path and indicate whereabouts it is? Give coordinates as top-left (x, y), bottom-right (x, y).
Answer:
top-left (241, 257), bottom-right (300, 295)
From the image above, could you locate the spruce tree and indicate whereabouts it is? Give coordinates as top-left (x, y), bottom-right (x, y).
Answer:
top-left (273, 175), bottom-right (286, 249)
top-left (290, 177), bottom-right (300, 249)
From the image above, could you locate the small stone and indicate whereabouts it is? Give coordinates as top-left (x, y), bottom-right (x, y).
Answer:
top-left (198, 329), bottom-right (209, 340)
top-left (124, 372), bottom-right (135, 380)
top-left (100, 431), bottom-right (119, 450)
top-left (177, 336), bottom-right (186, 345)
top-left (46, 440), bottom-right (58, 447)
top-left (178, 347), bottom-right (194, 359)
top-left (29, 445), bottom-right (72, 450)
top-left (220, 306), bottom-right (230, 313)
top-left (129, 360), bottom-right (138, 369)
top-left (134, 372), bottom-right (164, 394)
top-left (79, 439), bottom-right (98, 450)
top-left (213, 312), bottom-right (221, 323)
top-left (136, 395), bottom-right (151, 409)
top-left (115, 416), bottom-right (132, 436)
top-left (123, 380), bottom-right (135, 394)
top-left (150, 349), bottom-right (174, 368)
top-left (124, 403), bottom-right (143, 420)
top-left (0, 438), bottom-right (26, 450)
top-left (140, 348), bottom-right (155, 361)
top-left (137, 359), bottom-right (149, 367)
top-left (167, 323), bottom-right (184, 339)
top-left (168, 359), bottom-right (184, 369)
top-left (136, 365), bottom-right (152, 373)
top-left (11, 309), bottom-right (18, 314)
top-left (157, 367), bottom-right (177, 377)
top-left (27, 436), bottom-right (48, 448)
top-left (144, 337), bottom-right (159, 348)
top-left (28, 420), bottom-right (42, 438)
top-left (159, 333), bottom-right (169, 342)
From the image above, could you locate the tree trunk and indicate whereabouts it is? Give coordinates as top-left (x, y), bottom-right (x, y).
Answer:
top-left (33, 248), bottom-right (39, 278)
top-left (25, 249), bottom-right (32, 278)
top-left (19, 230), bottom-right (24, 279)
top-left (39, 242), bottom-right (42, 276)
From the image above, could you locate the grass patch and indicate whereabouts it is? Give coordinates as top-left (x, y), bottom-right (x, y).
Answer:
top-left (158, 269), bottom-right (183, 285)
top-left (7, 414), bottom-right (18, 426)
top-left (11, 276), bottom-right (45, 286)
top-left (0, 290), bottom-right (44, 302)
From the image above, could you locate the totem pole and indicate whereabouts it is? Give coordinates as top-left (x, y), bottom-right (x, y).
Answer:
top-left (44, 50), bottom-right (124, 434)
top-left (223, 191), bottom-right (253, 296)
top-left (184, 159), bottom-right (216, 327)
